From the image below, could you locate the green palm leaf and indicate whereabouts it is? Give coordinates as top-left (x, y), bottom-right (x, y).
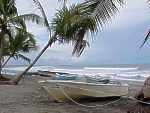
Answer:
top-left (0, 0), bottom-right (17, 16)
top-left (13, 53), bottom-right (31, 64)
top-left (3, 29), bottom-right (37, 65)
top-left (8, 14), bottom-right (45, 26)
top-left (140, 0), bottom-right (150, 47)
top-left (82, 0), bottom-right (124, 27)
top-left (51, 1), bottom-right (122, 56)
top-left (32, 0), bottom-right (51, 33)
top-left (141, 30), bottom-right (150, 48)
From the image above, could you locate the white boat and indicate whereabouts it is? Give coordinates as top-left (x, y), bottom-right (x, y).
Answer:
top-left (143, 87), bottom-right (150, 98)
top-left (39, 80), bottom-right (128, 102)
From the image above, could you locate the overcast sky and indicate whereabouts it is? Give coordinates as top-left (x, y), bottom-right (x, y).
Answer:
top-left (12, 0), bottom-right (150, 66)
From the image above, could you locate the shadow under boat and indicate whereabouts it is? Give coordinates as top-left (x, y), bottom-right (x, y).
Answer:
top-left (77, 96), bottom-right (121, 103)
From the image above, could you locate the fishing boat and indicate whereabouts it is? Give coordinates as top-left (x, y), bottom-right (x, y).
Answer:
top-left (142, 76), bottom-right (150, 99)
top-left (39, 79), bottom-right (128, 102)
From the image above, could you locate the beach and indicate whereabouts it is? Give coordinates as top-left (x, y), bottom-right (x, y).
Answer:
top-left (0, 0), bottom-right (149, 112)
top-left (0, 75), bottom-right (149, 113)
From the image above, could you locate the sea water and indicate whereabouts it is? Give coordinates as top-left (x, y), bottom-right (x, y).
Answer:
top-left (2, 64), bottom-right (150, 82)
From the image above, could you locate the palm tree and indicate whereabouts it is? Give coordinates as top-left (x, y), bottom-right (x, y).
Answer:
top-left (7, 0), bottom-right (123, 85)
top-left (2, 29), bottom-right (37, 68)
top-left (0, 0), bottom-right (44, 76)
top-left (51, 4), bottom-right (98, 56)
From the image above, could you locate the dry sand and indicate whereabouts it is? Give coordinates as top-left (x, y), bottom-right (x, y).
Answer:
top-left (0, 76), bottom-right (149, 113)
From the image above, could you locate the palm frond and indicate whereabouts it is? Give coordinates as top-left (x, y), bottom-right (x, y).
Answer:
top-left (13, 53), bottom-right (31, 64)
top-left (8, 17), bottom-right (27, 30)
top-left (6, 0), bottom-right (17, 16)
top-left (72, 40), bottom-right (89, 57)
top-left (57, 0), bottom-right (68, 7)
top-left (10, 29), bottom-right (37, 53)
top-left (32, 0), bottom-right (51, 34)
top-left (140, 29), bottom-right (150, 48)
top-left (51, 0), bottom-right (123, 56)
top-left (82, 0), bottom-right (124, 28)
top-left (51, 4), bottom-right (98, 56)
top-left (9, 14), bottom-right (44, 26)
top-left (0, 0), bottom-right (17, 16)
top-left (140, 1), bottom-right (150, 48)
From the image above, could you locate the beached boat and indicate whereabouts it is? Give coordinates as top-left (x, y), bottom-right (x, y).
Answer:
top-left (142, 76), bottom-right (150, 99)
top-left (39, 80), bottom-right (128, 102)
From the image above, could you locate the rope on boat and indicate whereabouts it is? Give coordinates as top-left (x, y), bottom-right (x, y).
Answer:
top-left (126, 96), bottom-right (150, 105)
top-left (57, 82), bottom-right (129, 95)
top-left (56, 83), bottom-right (150, 107)
top-left (57, 84), bottom-right (126, 108)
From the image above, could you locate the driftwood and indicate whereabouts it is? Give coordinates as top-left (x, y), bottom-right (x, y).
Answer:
top-left (0, 80), bottom-right (16, 85)
top-left (0, 75), bottom-right (11, 81)
top-left (37, 70), bottom-right (70, 77)
top-left (37, 70), bottom-right (57, 77)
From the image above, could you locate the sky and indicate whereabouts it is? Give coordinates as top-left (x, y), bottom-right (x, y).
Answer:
top-left (11, 0), bottom-right (150, 66)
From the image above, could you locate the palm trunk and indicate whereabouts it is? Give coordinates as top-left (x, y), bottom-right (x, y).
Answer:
top-left (0, 48), bottom-right (2, 76)
top-left (1, 56), bottom-right (11, 68)
top-left (11, 38), bottom-right (54, 85)
top-left (0, 32), bottom-right (4, 76)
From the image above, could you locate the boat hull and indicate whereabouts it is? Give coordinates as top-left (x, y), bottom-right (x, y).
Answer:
top-left (143, 87), bottom-right (150, 99)
top-left (39, 80), bottom-right (128, 102)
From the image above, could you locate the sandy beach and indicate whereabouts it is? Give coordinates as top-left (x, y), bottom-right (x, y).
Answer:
top-left (0, 75), bottom-right (149, 113)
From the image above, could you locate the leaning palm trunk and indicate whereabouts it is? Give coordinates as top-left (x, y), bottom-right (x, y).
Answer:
top-left (0, 32), bottom-right (5, 76)
top-left (11, 38), bottom-right (55, 85)
top-left (1, 56), bottom-right (11, 68)
top-left (0, 42), bottom-right (3, 76)
top-left (8, 0), bottom-right (53, 85)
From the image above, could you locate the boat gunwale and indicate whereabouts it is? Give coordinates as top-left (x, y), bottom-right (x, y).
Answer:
top-left (38, 80), bottom-right (128, 87)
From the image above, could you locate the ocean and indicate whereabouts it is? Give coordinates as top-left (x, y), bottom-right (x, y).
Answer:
top-left (2, 64), bottom-right (150, 82)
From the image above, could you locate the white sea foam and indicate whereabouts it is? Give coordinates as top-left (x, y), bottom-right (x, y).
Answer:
top-left (2, 66), bottom-right (150, 81)
top-left (84, 67), bottom-right (138, 71)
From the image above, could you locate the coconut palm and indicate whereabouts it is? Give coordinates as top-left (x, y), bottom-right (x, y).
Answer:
top-left (0, 0), bottom-right (44, 80)
top-left (51, 4), bottom-right (98, 56)
top-left (2, 29), bottom-right (37, 68)
top-left (8, 0), bottom-right (123, 85)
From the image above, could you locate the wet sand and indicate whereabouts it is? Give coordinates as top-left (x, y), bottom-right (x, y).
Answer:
top-left (0, 76), bottom-right (149, 113)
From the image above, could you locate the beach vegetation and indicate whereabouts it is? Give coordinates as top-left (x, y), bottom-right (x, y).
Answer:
top-left (0, 0), bottom-right (44, 81)
top-left (2, 29), bottom-right (37, 68)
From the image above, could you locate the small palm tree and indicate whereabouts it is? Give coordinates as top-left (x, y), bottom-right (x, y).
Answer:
top-left (2, 29), bottom-right (37, 68)
top-left (10, 0), bottom-right (123, 85)
top-left (0, 0), bottom-right (44, 76)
